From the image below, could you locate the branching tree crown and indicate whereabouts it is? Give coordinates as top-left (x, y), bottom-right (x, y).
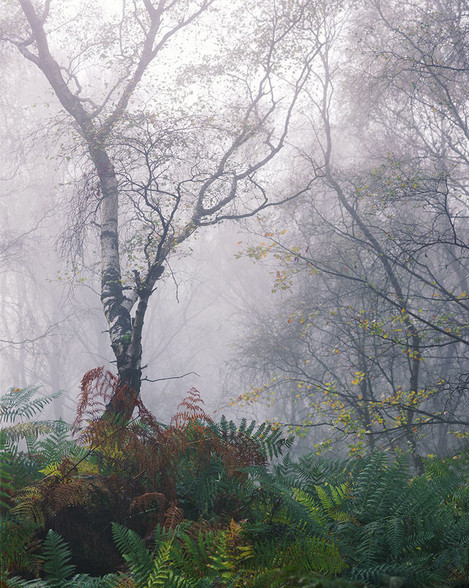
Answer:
top-left (1, 0), bottom-right (323, 418)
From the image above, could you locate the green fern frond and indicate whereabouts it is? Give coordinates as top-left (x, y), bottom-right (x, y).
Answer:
top-left (112, 524), bottom-right (201, 587)
top-left (291, 535), bottom-right (345, 575)
top-left (315, 483), bottom-right (348, 513)
top-left (252, 422), bottom-right (293, 459)
top-left (243, 419), bottom-right (257, 438)
top-left (42, 529), bottom-right (76, 587)
top-left (385, 517), bottom-right (405, 559)
top-left (292, 487), bottom-right (327, 528)
top-left (207, 532), bottom-right (234, 580)
top-left (0, 388), bottom-right (61, 424)
top-left (253, 532), bottom-right (345, 577)
top-left (354, 520), bottom-right (385, 566)
top-left (237, 418), bottom-right (248, 435)
top-left (38, 462), bottom-right (63, 478)
top-left (1, 421), bottom-right (60, 445)
top-left (211, 418), bottom-right (293, 462)
top-left (177, 458), bottom-right (225, 519)
top-left (146, 540), bottom-right (173, 587)
top-left (36, 422), bottom-right (80, 467)
top-left (243, 567), bottom-right (285, 588)
top-left (277, 453), bottom-right (348, 495)
top-left (112, 523), bottom-right (153, 587)
top-left (171, 526), bottom-right (219, 577)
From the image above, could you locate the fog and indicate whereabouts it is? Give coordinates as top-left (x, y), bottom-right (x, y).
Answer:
top-left (1, 0), bottom-right (468, 463)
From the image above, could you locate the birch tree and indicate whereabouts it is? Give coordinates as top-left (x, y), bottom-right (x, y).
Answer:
top-left (1, 0), bottom-right (321, 419)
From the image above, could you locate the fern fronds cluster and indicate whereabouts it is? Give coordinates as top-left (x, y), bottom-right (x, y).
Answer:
top-left (2, 382), bottom-right (468, 587)
top-left (264, 451), bottom-right (469, 586)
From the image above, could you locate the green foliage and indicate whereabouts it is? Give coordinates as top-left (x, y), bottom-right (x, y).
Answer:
top-left (111, 522), bottom-right (200, 587)
top-left (211, 416), bottom-right (294, 460)
top-left (267, 451), bottom-right (469, 586)
top-left (0, 388), bottom-right (61, 424)
top-left (1, 385), bottom-right (468, 587)
top-left (42, 529), bottom-right (77, 587)
top-left (0, 428), bottom-right (14, 510)
top-left (0, 389), bottom-right (76, 581)
top-left (111, 523), bottom-right (154, 586)
top-left (0, 515), bottom-right (40, 582)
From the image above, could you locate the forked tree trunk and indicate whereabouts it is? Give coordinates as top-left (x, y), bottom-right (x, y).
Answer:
top-left (90, 147), bottom-right (143, 420)
top-left (14, 0), bottom-right (174, 422)
top-left (13, 0), bottom-right (314, 423)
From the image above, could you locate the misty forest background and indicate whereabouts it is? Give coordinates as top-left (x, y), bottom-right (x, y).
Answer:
top-left (0, 0), bottom-right (468, 586)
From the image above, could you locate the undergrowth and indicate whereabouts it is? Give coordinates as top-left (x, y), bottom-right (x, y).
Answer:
top-left (1, 372), bottom-right (468, 587)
